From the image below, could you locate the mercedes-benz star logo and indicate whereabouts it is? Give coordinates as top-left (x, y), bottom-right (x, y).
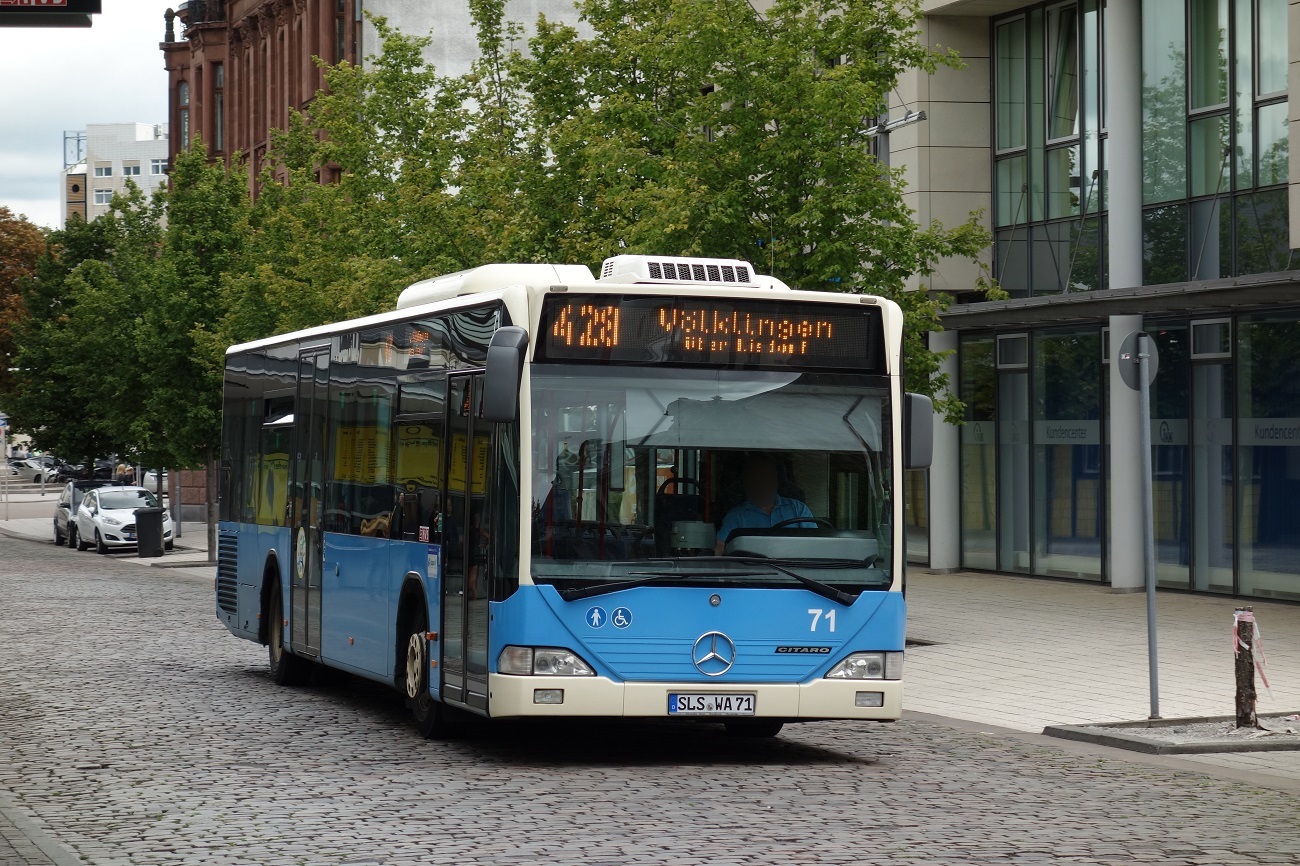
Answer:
top-left (692, 631), bottom-right (736, 677)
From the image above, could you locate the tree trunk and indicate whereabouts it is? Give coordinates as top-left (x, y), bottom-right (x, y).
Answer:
top-left (1235, 608), bottom-right (1258, 729)
top-left (206, 447), bottom-right (217, 564)
top-left (168, 467), bottom-right (180, 537)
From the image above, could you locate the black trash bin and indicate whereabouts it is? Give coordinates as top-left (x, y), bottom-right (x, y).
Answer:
top-left (135, 506), bottom-right (166, 558)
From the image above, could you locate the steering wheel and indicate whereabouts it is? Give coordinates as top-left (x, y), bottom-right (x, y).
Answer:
top-left (657, 477), bottom-right (700, 495)
top-left (769, 516), bottom-right (835, 530)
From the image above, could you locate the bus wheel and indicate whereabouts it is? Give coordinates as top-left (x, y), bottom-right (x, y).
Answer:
top-left (724, 720), bottom-right (784, 738)
top-left (267, 586), bottom-right (310, 686)
top-left (404, 609), bottom-right (457, 739)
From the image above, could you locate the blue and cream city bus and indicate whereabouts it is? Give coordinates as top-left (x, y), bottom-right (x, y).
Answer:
top-left (216, 255), bottom-right (932, 738)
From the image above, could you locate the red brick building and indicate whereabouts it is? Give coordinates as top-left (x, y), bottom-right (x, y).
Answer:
top-left (160, 0), bottom-right (358, 180)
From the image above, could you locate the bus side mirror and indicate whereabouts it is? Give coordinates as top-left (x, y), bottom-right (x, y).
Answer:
top-left (482, 326), bottom-right (529, 423)
top-left (903, 392), bottom-right (933, 470)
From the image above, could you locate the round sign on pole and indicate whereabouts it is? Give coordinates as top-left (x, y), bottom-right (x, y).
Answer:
top-left (1118, 331), bottom-right (1159, 391)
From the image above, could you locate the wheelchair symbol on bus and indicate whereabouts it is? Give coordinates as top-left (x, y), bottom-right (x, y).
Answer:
top-left (611, 607), bottom-right (632, 629)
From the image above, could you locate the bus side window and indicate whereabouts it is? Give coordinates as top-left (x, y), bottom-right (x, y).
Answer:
top-left (393, 375), bottom-right (446, 543)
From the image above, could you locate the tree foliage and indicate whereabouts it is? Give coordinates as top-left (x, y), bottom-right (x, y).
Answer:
top-left (0, 207), bottom-right (46, 399)
top-left (5, 192), bottom-right (164, 464)
top-left (3, 147), bottom-right (245, 477)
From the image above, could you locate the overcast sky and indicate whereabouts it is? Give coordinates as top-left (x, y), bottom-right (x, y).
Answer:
top-left (0, 0), bottom-right (169, 230)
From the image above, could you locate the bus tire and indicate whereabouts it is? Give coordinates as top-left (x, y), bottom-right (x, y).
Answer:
top-left (724, 720), bottom-right (784, 738)
top-left (403, 605), bottom-right (458, 739)
top-left (267, 585), bottom-right (310, 686)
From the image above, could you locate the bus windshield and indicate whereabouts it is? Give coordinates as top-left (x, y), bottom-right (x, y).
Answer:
top-left (530, 365), bottom-right (893, 597)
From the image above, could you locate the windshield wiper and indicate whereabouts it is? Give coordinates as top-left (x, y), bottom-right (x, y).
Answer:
top-left (554, 558), bottom-right (858, 605)
top-left (555, 569), bottom-right (770, 602)
top-left (702, 556), bottom-right (857, 606)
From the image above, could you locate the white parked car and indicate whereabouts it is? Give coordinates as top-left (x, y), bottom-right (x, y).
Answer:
top-left (8, 456), bottom-right (58, 484)
top-left (141, 469), bottom-right (168, 490)
top-left (73, 486), bottom-right (175, 554)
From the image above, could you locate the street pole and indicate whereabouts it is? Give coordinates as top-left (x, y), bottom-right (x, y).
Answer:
top-left (1137, 333), bottom-right (1161, 719)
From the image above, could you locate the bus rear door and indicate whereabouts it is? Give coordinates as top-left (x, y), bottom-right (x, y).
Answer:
top-left (289, 347), bottom-right (329, 659)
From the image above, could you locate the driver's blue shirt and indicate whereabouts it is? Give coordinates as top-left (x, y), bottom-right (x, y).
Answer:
top-left (718, 496), bottom-right (814, 545)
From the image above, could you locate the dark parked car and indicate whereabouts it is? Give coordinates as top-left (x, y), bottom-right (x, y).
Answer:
top-left (52, 459), bottom-right (115, 483)
top-left (54, 480), bottom-right (110, 547)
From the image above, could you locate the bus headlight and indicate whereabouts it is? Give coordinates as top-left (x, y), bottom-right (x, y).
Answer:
top-left (497, 646), bottom-right (595, 676)
top-left (825, 652), bottom-right (903, 680)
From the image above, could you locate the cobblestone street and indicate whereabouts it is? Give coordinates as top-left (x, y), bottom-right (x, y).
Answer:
top-left (2, 533), bottom-right (1299, 865)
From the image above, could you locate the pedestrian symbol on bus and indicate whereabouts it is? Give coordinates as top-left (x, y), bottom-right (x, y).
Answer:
top-left (612, 607), bottom-right (632, 629)
top-left (586, 606), bottom-right (606, 628)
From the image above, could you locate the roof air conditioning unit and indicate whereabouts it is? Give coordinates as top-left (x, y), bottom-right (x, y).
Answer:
top-left (599, 255), bottom-right (764, 287)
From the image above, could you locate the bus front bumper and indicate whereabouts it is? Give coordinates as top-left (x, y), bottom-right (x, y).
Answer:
top-left (487, 674), bottom-right (902, 720)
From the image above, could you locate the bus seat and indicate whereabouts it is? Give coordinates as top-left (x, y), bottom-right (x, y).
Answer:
top-left (654, 477), bottom-right (705, 554)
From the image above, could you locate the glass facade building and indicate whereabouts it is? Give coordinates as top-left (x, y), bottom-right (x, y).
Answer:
top-left (928, 0), bottom-right (1298, 602)
top-left (991, 0), bottom-right (1290, 296)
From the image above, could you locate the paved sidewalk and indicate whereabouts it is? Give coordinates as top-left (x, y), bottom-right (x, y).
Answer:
top-left (904, 569), bottom-right (1300, 783)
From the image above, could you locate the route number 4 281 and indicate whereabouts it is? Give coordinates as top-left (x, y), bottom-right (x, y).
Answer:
top-left (808, 608), bottom-right (836, 632)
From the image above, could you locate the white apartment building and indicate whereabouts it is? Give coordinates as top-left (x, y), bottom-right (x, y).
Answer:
top-left (366, 0), bottom-right (587, 79)
top-left (60, 122), bottom-right (169, 227)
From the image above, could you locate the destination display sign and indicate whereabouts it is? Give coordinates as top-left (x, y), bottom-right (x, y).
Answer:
top-left (536, 295), bottom-right (885, 371)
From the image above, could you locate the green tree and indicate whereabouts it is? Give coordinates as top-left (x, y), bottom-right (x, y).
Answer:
top-left (520, 0), bottom-right (994, 417)
top-left (0, 207), bottom-right (46, 401)
top-left (218, 18), bottom-right (469, 348)
top-left (146, 144), bottom-right (254, 557)
top-left (4, 188), bottom-right (164, 465)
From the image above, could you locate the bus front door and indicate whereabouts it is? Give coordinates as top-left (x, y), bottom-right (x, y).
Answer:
top-left (440, 373), bottom-right (490, 711)
top-left (289, 348), bottom-right (329, 659)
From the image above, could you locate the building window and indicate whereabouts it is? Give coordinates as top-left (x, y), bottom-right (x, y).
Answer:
top-left (995, 17), bottom-right (1028, 152)
top-left (213, 62), bottom-right (225, 153)
top-left (1237, 313), bottom-right (1300, 601)
top-left (959, 336), bottom-right (998, 570)
top-left (1032, 329), bottom-right (1104, 581)
top-left (151, 158), bottom-right (167, 175)
top-left (1142, 0), bottom-right (1290, 283)
top-left (93, 189), bottom-right (112, 205)
top-left (1046, 4), bottom-right (1080, 142)
top-left (93, 162), bottom-right (112, 177)
top-left (178, 80), bottom-right (190, 150)
top-left (992, 2), bottom-right (1107, 297)
top-left (123, 162), bottom-right (141, 177)
top-left (335, 0), bottom-right (347, 64)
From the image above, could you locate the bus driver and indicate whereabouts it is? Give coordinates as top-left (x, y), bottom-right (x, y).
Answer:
top-left (715, 453), bottom-right (814, 554)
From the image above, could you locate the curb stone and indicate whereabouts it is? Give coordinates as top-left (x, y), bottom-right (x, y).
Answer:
top-left (0, 790), bottom-right (85, 866)
top-left (1044, 711), bottom-right (1300, 754)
